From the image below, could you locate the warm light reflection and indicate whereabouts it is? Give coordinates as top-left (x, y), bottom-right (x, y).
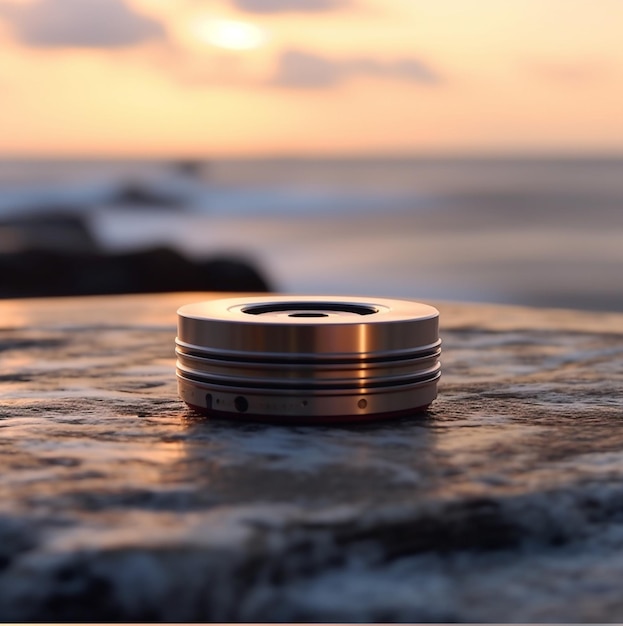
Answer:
top-left (0, 293), bottom-right (209, 328)
top-left (192, 18), bottom-right (267, 51)
top-left (1, 0), bottom-right (622, 155)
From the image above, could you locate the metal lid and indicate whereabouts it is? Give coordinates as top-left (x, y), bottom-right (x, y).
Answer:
top-left (177, 295), bottom-right (439, 361)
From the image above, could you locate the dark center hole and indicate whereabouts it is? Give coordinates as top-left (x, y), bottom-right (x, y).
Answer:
top-left (243, 302), bottom-right (377, 316)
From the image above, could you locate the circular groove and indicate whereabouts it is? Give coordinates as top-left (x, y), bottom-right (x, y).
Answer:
top-left (176, 362), bottom-right (441, 391)
top-left (175, 338), bottom-right (442, 364)
top-left (242, 301), bottom-right (378, 316)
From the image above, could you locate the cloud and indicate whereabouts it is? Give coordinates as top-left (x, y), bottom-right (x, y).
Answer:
top-left (230, 0), bottom-right (348, 13)
top-left (271, 50), bottom-right (341, 87)
top-left (0, 0), bottom-right (165, 48)
top-left (270, 50), bottom-right (441, 88)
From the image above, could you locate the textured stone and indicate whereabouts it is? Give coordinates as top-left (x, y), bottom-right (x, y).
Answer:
top-left (1, 293), bottom-right (623, 621)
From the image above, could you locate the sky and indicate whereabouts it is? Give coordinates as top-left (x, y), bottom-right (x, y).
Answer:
top-left (0, 0), bottom-right (622, 157)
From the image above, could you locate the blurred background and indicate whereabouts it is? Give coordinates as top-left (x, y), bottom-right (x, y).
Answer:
top-left (0, 0), bottom-right (622, 309)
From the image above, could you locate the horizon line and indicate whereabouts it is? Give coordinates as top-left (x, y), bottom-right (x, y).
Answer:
top-left (1, 150), bottom-right (623, 162)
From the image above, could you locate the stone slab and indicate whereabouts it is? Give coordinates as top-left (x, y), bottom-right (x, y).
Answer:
top-left (1, 293), bottom-right (623, 621)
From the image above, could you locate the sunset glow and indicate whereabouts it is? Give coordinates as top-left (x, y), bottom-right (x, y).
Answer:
top-left (0, 0), bottom-right (621, 157)
top-left (191, 17), bottom-right (267, 51)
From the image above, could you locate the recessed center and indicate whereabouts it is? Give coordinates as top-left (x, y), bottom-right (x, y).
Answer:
top-left (242, 302), bottom-right (378, 316)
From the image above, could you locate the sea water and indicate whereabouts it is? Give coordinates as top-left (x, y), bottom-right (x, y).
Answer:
top-left (1, 157), bottom-right (622, 311)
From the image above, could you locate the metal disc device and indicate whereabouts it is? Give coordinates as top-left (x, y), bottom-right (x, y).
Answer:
top-left (176, 295), bottom-right (440, 423)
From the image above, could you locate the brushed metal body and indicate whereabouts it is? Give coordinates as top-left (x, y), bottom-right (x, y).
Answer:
top-left (176, 295), bottom-right (440, 423)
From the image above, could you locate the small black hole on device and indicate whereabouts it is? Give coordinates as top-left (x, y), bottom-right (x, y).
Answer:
top-left (234, 396), bottom-right (249, 413)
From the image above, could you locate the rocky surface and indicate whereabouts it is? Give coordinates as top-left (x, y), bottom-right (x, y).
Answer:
top-left (0, 213), bottom-right (272, 297)
top-left (0, 247), bottom-right (271, 298)
top-left (1, 293), bottom-right (623, 621)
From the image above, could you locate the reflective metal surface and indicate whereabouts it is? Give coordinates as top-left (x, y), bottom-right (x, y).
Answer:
top-left (177, 295), bottom-right (440, 423)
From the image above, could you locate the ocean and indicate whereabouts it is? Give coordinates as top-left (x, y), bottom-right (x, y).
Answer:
top-left (1, 156), bottom-right (622, 311)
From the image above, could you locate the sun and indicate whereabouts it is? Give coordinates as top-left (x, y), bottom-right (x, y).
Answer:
top-left (192, 18), bottom-right (267, 51)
